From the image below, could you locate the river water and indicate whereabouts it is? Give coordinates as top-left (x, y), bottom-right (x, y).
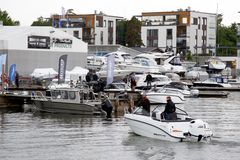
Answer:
top-left (0, 92), bottom-right (240, 160)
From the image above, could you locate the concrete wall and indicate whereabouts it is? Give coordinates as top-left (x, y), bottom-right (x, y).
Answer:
top-left (7, 50), bottom-right (87, 77)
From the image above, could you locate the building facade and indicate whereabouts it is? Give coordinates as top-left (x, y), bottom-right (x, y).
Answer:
top-left (0, 26), bottom-right (88, 77)
top-left (140, 9), bottom-right (217, 54)
top-left (51, 11), bottom-right (123, 45)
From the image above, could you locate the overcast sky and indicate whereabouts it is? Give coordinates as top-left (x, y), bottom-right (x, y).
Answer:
top-left (1, 0), bottom-right (240, 26)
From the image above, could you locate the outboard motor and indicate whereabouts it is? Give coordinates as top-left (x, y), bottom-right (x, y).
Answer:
top-left (188, 119), bottom-right (213, 141)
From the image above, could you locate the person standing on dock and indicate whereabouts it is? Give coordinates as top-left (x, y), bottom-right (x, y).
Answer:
top-left (15, 71), bottom-right (19, 88)
top-left (145, 72), bottom-right (153, 88)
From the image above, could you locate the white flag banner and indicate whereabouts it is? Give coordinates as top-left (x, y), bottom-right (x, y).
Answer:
top-left (107, 54), bottom-right (115, 85)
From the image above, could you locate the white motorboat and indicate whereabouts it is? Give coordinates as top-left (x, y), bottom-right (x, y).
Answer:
top-left (145, 87), bottom-right (185, 104)
top-left (32, 85), bottom-right (102, 115)
top-left (163, 82), bottom-right (199, 98)
top-left (193, 77), bottom-right (232, 88)
top-left (133, 53), bottom-right (166, 72)
top-left (135, 73), bottom-right (172, 90)
top-left (124, 106), bottom-right (213, 142)
top-left (163, 55), bottom-right (187, 76)
top-left (97, 65), bottom-right (133, 80)
top-left (118, 59), bottom-right (160, 73)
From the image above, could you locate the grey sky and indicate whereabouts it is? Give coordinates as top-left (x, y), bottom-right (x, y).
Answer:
top-left (1, 0), bottom-right (239, 26)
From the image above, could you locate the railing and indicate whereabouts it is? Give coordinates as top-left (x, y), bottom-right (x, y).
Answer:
top-left (31, 91), bottom-right (48, 101)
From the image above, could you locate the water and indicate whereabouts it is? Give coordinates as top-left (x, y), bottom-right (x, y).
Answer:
top-left (0, 92), bottom-right (240, 160)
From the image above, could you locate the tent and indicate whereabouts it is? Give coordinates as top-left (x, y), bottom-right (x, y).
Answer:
top-left (30, 68), bottom-right (58, 79)
top-left (67, 66), bottom-right (89, 81)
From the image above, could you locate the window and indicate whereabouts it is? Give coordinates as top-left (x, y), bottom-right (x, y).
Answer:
top-left (61, 91), bottom-right (68, 99)
top-left (147, 29), bottom-right (158, 47)
top-left (108, 21), bottom-right (113, 28)
top-left (193, 18), bottom-right (198, 25)
top-left (96, 20), bottom-right (100, 27)
top-left (104, 20), bottom-right (106, 27)
top-left (182, 17), bottom-right (187, 24)
top-left (100, 31), bottom-right (103, 45)
top-left (73, 31), bottom-right (79, 39)
top-left (166, 29), bottom-right (172, 39)
top-left (69, 91), bottom-right (76, 100)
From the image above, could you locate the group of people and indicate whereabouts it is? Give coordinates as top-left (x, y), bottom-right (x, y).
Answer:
top-left (139, 94), bottom-right (176, 120)
top-left (1, 71), bottom-right (19, 89)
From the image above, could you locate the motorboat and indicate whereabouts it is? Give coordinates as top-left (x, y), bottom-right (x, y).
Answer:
top-left (32, 84), bottom-right (102, 115)
top-left (97, 65), bottom-right (133, 80)
top-left (135, 73), bottom-right (172, 90)
top-left (193, 77), bottom-right (232, 88)
top-left (87, 51), bottom-right (109, 70)
top-left (133, 53), bottom-right (166, 72)
top-left (162, 82), bottom-right (199, 98)
top-left (124, 106), bottom-right (213, 142)
top-left (118, 59), bottom-right (161, 73)
top-left (87, 51), bottom-right (134, 70)
top-left (162, 55), bottom-right (187, 76)
top-left (145, 87), bottom-right (185, 104)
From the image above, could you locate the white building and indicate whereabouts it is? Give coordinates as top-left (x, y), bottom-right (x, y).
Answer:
top-left (51, 11), bottom-right (124, 45)
top-left (140, 9), bottom-right (217, 55)
top-left (0, 26), bottom-right (88, 77)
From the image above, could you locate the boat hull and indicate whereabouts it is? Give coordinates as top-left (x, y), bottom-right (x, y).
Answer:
top-left (33, 100), bottom-right (101, 115)
top-left (124, 113), bottom-right (213, 142)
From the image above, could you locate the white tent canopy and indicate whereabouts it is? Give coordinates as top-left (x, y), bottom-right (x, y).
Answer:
top-left (30, 68), bottom-right (58, 79)
top-left (66, 66), bottom-right (89, 81)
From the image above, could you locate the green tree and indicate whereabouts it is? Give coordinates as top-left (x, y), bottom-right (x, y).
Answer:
top-left (116, 20), bottom-right (127, 45)
top-left (31, 16), bottom-right (52, 26)
top-left (0, 9), bottom-right (20, 25)
top-left (125, 16), bottom-right (143, 47)
top-left (217, 23), bottom-right (237, 56)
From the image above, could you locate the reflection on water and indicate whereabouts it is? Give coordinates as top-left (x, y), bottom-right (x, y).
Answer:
top-left (0, 92), bottom-right (240, 160)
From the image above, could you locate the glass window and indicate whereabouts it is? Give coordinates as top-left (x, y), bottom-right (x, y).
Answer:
top-left (166, 29), bottom-right (172, 39)
top-left (61, 91), bottom-right (68, 99)
top-left (182, 17), bottom-right (187, 24)
top-left (69, 91), bottom-right (76, 100)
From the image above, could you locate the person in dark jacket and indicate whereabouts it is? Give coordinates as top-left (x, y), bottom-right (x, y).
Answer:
top-left (145, 72), bottom-right (153, 88)
top-left (161, 96), bottom-right (177, 120)
top-left (139, 94), bottom-right (150, 116)
top-left (101, 95), bottom-right (113, 119)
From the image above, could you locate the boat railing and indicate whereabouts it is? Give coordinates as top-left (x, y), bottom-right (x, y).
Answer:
top-left (31, 91), bottom-right (48, 101)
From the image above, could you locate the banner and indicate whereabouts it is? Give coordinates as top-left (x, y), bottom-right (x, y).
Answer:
top-left (106, 54), bottom-right (115, 85)
top-left (58, 54), bottom-right (68, 84)
top-left (0, 54), bottom-right (7, 83)
top-left (9, 64), bottom-right (16, 83)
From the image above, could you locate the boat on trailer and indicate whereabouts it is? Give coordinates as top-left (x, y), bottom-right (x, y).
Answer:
top-left (124, 106), bottom-right (213, 142)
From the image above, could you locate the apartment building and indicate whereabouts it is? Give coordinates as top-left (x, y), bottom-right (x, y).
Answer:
top-left (51, 11), bottom-right (124, 45)
top-left (140, 9), bottom-right (217, 54)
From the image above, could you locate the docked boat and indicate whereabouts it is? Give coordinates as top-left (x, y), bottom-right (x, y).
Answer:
top-left (32, 85), bottom-right (102, 115)
top-left (97, 65), bottom-right (133, 80)
top-left (135, 73), bottom-right (172, 90)
top-left (124, 106), bottom-right (213, 142)
top-left (163, 82), bottom-right (199, 97)
top-left (193, 77), bottom-right (232, 88)
top-left (146, 87), bottom-right (185, 104)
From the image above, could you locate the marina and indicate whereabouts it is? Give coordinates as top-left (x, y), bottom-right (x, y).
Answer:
top-left (1, 3), bottom-right (240, 160)
top-left (0, 92), bottom-right (240, 160)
